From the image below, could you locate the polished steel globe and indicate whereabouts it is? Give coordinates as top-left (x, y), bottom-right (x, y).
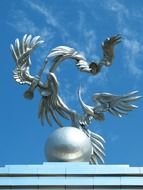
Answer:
top-left (45, 127), bottom-right (92, 162)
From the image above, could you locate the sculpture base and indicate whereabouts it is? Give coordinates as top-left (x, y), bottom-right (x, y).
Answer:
top-left (1, 163), bottom-right (143, 188)
top-left (45, 127), bottom-right (92, 162)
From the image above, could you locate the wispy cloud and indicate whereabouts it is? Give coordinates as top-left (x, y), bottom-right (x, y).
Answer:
top-left (25, 0), bottom-right (59, 28)
top-left (60, 83), bottom-right (77, 106)
top-left (123, 38), bottom-right (143, 77)
top-left (87, 69), bottom-right (109, 86)
top-left (8, 2), bottom-right (58, 66)
top-left (77, 11), bottom-right (98, 59)
top-left (105, 0), bottom-right (129, 16)
top-left (9, 0), bottom-right (68, 43)
top-left (8, 10), bottom-right (38, 34)
top-left (8, 9), bottom-right (55, 48)
top-left (102, 0), bottom-right (143, 78)
top-left (25, 0), bottom-right (71, 43)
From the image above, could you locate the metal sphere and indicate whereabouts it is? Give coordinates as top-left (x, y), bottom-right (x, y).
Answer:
top-left (45, 127), bottom-right (92, 162)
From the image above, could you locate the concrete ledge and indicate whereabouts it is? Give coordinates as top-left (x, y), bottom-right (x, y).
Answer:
top-left (0, 163), bottom-right (143, 188)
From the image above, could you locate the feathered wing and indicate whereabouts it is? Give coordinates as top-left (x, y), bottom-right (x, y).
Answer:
top-left (92, 91), bottom-right (141, 117)
top-left (39, 72), bottom-right (78, 127)
top-left (81, 127), bottom-right (105, 164)
top-left (11, 34), bottom-right (44, 85)
top-left (78, 88), bottom-right (104, 124)
top-left (78, 89), bottom-right (105, 164)
top-left (47, 46), bottom-right (91, 73)
top-left (47, 35), bottom-right (121, 75)
top-left (78, 90), bottom-right (141, 164)
top-left (101, 34), bottom-right (122, 66)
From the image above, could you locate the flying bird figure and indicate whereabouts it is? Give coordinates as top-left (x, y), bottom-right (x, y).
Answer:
top-left (78, 89), bottom-right (141, 124)
top-left (11, 34), bottom-right (141, 164)
top-left (78, 89), bottom-right (141, 164)
top-left (48, 34), bottom-right (122, 75)
top-left (11, 34), bottom-right (122, 124)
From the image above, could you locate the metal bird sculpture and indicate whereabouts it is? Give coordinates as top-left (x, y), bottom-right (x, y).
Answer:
top-left (48, 34), bottom-right (121, 75)
top-left (11, 34), bottom-right (141, 164)
top-left (78, 90), bottom-right (141, 123)
top-left (78, 89), bottom-right (141, 164)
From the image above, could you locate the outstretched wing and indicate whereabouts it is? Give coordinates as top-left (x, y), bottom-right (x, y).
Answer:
top-left (93, 91), bottom-right (141, 117)
top-left (47, 46), bottom-right (91, 73)
top-left (78, 88), bottom-right (105, 164)
top-left (101, 34), bottom-right (122, 66)
top-left (11, 34), bottom-right (44, 85)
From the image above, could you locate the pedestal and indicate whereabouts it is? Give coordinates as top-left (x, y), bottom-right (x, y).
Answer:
top-left (0, 162), bottom-right (143, 189)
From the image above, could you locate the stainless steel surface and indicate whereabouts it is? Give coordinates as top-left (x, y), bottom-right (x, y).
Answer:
top-left (11, 34), bottom-right (141, 164)
top-left (45, 127), bottom-right (92, 162)
top-left (47, 35), bottom-right (122, 74)
top-left (79, 89), bottom-right (141, 121)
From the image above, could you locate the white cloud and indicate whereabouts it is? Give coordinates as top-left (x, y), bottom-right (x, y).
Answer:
top-left (8, 8), bottom-right (55, 41)
top-left (124, 39), bottom-right (142, 55)
top-left (77, 11), bottom-right (98, 59)
top-left (9, 0), bottom-right (69, 42)
top-left (25, 0), bottom-right (71, 42)
top-left (123, 39), bottom-right (143, 78)
top-left (87, 69), bottom-right (108, 86)
top-left (105, 0), bottom-right (128, 16)
top-left (25, 0), bottom-right (59, 28)
top-left (8, 5), bottom-right (57, 66)
top-left (84, 30), bottom-right (98, 60)
top-left (8, 10), bottom-right (38, 34)
top-left (101, 0), bottom-right (143, 78)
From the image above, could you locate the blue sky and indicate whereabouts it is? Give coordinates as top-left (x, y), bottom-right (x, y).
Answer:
top-left (0, 0), bottom-right (143, 166)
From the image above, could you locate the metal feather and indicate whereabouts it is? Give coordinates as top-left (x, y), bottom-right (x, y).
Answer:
top-left (92, 91), bottom-right (141, 118)
top-left (90, 132), bottom-right (105, 143)
top-left (90, 154), bottom-right (98, 164)
top-left (11, 34), bottom-right (44, 85)
top-left (90, 136), bottom-right (105, 150)
top-left (101, 34), bottom-right (122, 66)
top-left (92, 146), bottom-right (104, 163)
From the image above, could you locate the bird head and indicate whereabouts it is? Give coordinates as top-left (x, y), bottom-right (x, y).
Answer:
top-left (89, 61), bottom-right (100, 75)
